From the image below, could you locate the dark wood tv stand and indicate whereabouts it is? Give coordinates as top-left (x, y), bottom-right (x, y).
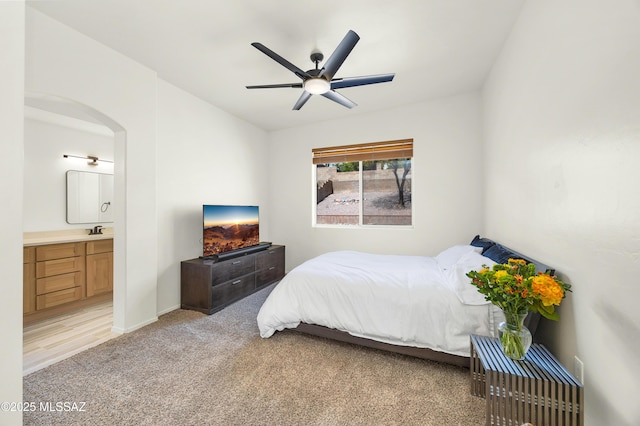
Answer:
top-left (180, 245), bottom-right (285, 314)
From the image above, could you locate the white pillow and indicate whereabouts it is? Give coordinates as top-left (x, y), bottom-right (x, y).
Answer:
top-left (446, 250), bottom-right (496, 305)
top-left (435, 244), bottom-right (482, 267)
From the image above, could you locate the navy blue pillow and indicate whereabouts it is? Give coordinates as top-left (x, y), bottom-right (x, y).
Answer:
top-left (470, 235), bottom-right (496, 254)
top-left (483, 244), bottom-right (522, 264)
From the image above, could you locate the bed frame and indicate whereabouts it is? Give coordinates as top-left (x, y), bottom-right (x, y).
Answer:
top-left (293, 323), bottom-right (470, 367)
top-left (287, 237), bottom-right (552, 368)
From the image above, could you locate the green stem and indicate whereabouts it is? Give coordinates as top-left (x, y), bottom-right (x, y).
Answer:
top-left (500, 310), bottom-right (528, 360)
top-left (500, 330), bottom-right (525, 359)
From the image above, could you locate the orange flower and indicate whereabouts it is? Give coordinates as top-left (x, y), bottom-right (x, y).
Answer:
top-left (532, 275), bottom-right (564, 306)
top-left (509, 258), bottom-right (527, 265)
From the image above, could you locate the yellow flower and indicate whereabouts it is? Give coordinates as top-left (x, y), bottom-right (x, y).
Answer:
top-left (494, 270), bottom-right (508, 280)
top-left (509, 258), bottom-right (527, 265)
top-left (532, 275), bottom-right (564, 306)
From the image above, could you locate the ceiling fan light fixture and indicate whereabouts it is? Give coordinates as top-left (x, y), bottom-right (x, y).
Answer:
top-left (247, 30), bottom-right (393, 110)
top-left (304, 77), bottom-right (330, 95)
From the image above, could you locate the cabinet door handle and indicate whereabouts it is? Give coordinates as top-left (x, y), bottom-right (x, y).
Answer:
top-left (268, 267), bottom-right (275, 270)
top-left (232, 279), bottom-right (242, 285)
top-left (232, 261), bottom-right (242, 265)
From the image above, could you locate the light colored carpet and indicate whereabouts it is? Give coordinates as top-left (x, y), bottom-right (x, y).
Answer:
top-left (23, 284), bottom-right (485, 425)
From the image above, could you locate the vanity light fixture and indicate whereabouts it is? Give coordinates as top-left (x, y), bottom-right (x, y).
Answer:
top-left (63, 154), bottom-right (113, 166)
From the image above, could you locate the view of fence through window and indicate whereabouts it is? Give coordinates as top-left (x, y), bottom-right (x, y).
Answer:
top-left (315, 158), bottom-right (412, 226)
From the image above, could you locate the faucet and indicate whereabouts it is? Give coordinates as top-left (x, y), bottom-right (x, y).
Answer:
top-left (89, 225), bottom-right (103, 235)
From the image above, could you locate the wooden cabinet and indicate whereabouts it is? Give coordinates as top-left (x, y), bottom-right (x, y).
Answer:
top-left (23, 239), bottom-right (113, 323)
top-left (181, 245), bottom-right (285, 315)
top-left (86, 240), bottom-right (114, 297)
top-left (35, 242), bottom-right (85, 310)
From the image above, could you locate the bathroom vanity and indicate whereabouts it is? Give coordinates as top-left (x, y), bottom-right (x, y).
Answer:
top-left (23, 229), bottom-right (113, 324)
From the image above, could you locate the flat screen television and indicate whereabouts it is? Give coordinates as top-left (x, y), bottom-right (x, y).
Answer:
top-left (202, 205), bottom-right (260, 257)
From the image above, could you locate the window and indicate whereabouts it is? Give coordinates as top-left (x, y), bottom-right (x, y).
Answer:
top-left (313, 139), bottom-right (413, 226)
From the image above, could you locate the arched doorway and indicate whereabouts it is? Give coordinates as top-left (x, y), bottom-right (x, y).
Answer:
top-left (24, 92), bottom-right (126, 371)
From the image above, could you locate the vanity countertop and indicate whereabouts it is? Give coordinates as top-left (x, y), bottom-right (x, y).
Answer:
top-left (24, 228), bottom-right (114, 246)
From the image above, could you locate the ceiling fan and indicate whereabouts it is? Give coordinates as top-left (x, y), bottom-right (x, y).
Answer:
top-left (246, 30), bottom-right (395, 110)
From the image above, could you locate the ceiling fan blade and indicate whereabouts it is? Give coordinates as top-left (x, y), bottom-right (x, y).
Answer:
top-left (246, 83), bottom-right (303, 89)
top-left (251, 42), bottom-right (311, 80)
top-left (320, 30), bottom-right (360, 81)
top-left (293, 91), bottom-right (312, 110)
top-left (330, 73), bottom-right (395, 90)
top-left (321, 90), bottom-right (357, 109)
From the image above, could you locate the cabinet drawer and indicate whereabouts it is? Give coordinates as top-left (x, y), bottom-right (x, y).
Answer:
top-left (256, 265), bottom-right (284, 287)
top-left (211, 256), bottom-right (255, 285)
top-left (36, 256), bottom-right (84, 278)
top-left (256, 246), bottom-right (285, 270)
top-left (86, 239), bottom-right (113, 255)
top-left (211, 273), bottom-right (255, 306)
top-left (36, 242), bottom-right (85, 261)
top-left (36, 286), bottom-right (83, 310)
top-left (36, 271), bottom-right (84, 295)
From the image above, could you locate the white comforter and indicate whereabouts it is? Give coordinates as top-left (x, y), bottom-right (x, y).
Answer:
top-left (257, 246), bottom-right (503, 357)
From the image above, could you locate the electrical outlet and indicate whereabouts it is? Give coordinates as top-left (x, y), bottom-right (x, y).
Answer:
top-left (574, 356), bottom-right (584, 384)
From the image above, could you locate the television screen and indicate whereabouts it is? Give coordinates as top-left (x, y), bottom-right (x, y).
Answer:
top-left (203, 205), bottom-right (260, 257)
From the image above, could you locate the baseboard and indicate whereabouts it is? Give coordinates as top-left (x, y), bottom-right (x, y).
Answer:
top-left (156, 304), bottom-right (180, 316)
top-left (111, 315), bottom-right (158, 334)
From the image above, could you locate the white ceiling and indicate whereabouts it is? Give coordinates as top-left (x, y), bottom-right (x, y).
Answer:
top-left (26, 0), bottom-right (525, 132)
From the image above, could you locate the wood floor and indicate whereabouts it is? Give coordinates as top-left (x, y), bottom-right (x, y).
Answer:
top-left (23, 301), bottom-right (118, 376)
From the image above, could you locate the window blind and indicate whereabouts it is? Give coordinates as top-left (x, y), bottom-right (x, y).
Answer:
top-left (312, 139), bottom-right (413, 165)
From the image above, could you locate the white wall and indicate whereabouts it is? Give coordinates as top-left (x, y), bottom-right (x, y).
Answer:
top-left (26, 7), bottom-right (158, 333)
top-left (155, 80), bottom-right (269, 314)
top-left (269, 93), bottom-right (484, 269)
top-left (483, 1), bottom-right (640, 425)
top-left (24, 113), bottom-right (114, 231)
top-left (0, 3), bottom-right (24, 425)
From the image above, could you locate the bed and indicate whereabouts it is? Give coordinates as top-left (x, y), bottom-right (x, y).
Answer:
top-left (256, 236), bottom-right (553, 367)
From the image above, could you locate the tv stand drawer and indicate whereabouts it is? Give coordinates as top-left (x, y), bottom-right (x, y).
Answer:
top-left (256, 246), bottom-right (285, 270)
top-left (211, 273), bottom-right (255, 307)
top-left (210, 256), bottom-right (255, 286)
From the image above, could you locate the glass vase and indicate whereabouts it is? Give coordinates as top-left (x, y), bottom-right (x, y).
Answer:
top-left (498, 310), bottom-right (532, 360)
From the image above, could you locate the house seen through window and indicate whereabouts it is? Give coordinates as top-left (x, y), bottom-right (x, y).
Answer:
top-left (313, 139), bottom-right (413, 226)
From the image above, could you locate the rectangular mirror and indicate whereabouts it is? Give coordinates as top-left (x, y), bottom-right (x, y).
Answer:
top-left (66, 170), bottom-right (114, 224)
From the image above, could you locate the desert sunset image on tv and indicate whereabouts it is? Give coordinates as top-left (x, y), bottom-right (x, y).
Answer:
top-left (203, 205), bottom-right (259, 257)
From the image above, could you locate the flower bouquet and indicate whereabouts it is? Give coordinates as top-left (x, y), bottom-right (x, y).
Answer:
top-left (467, 258), bottom-right (571, 359)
